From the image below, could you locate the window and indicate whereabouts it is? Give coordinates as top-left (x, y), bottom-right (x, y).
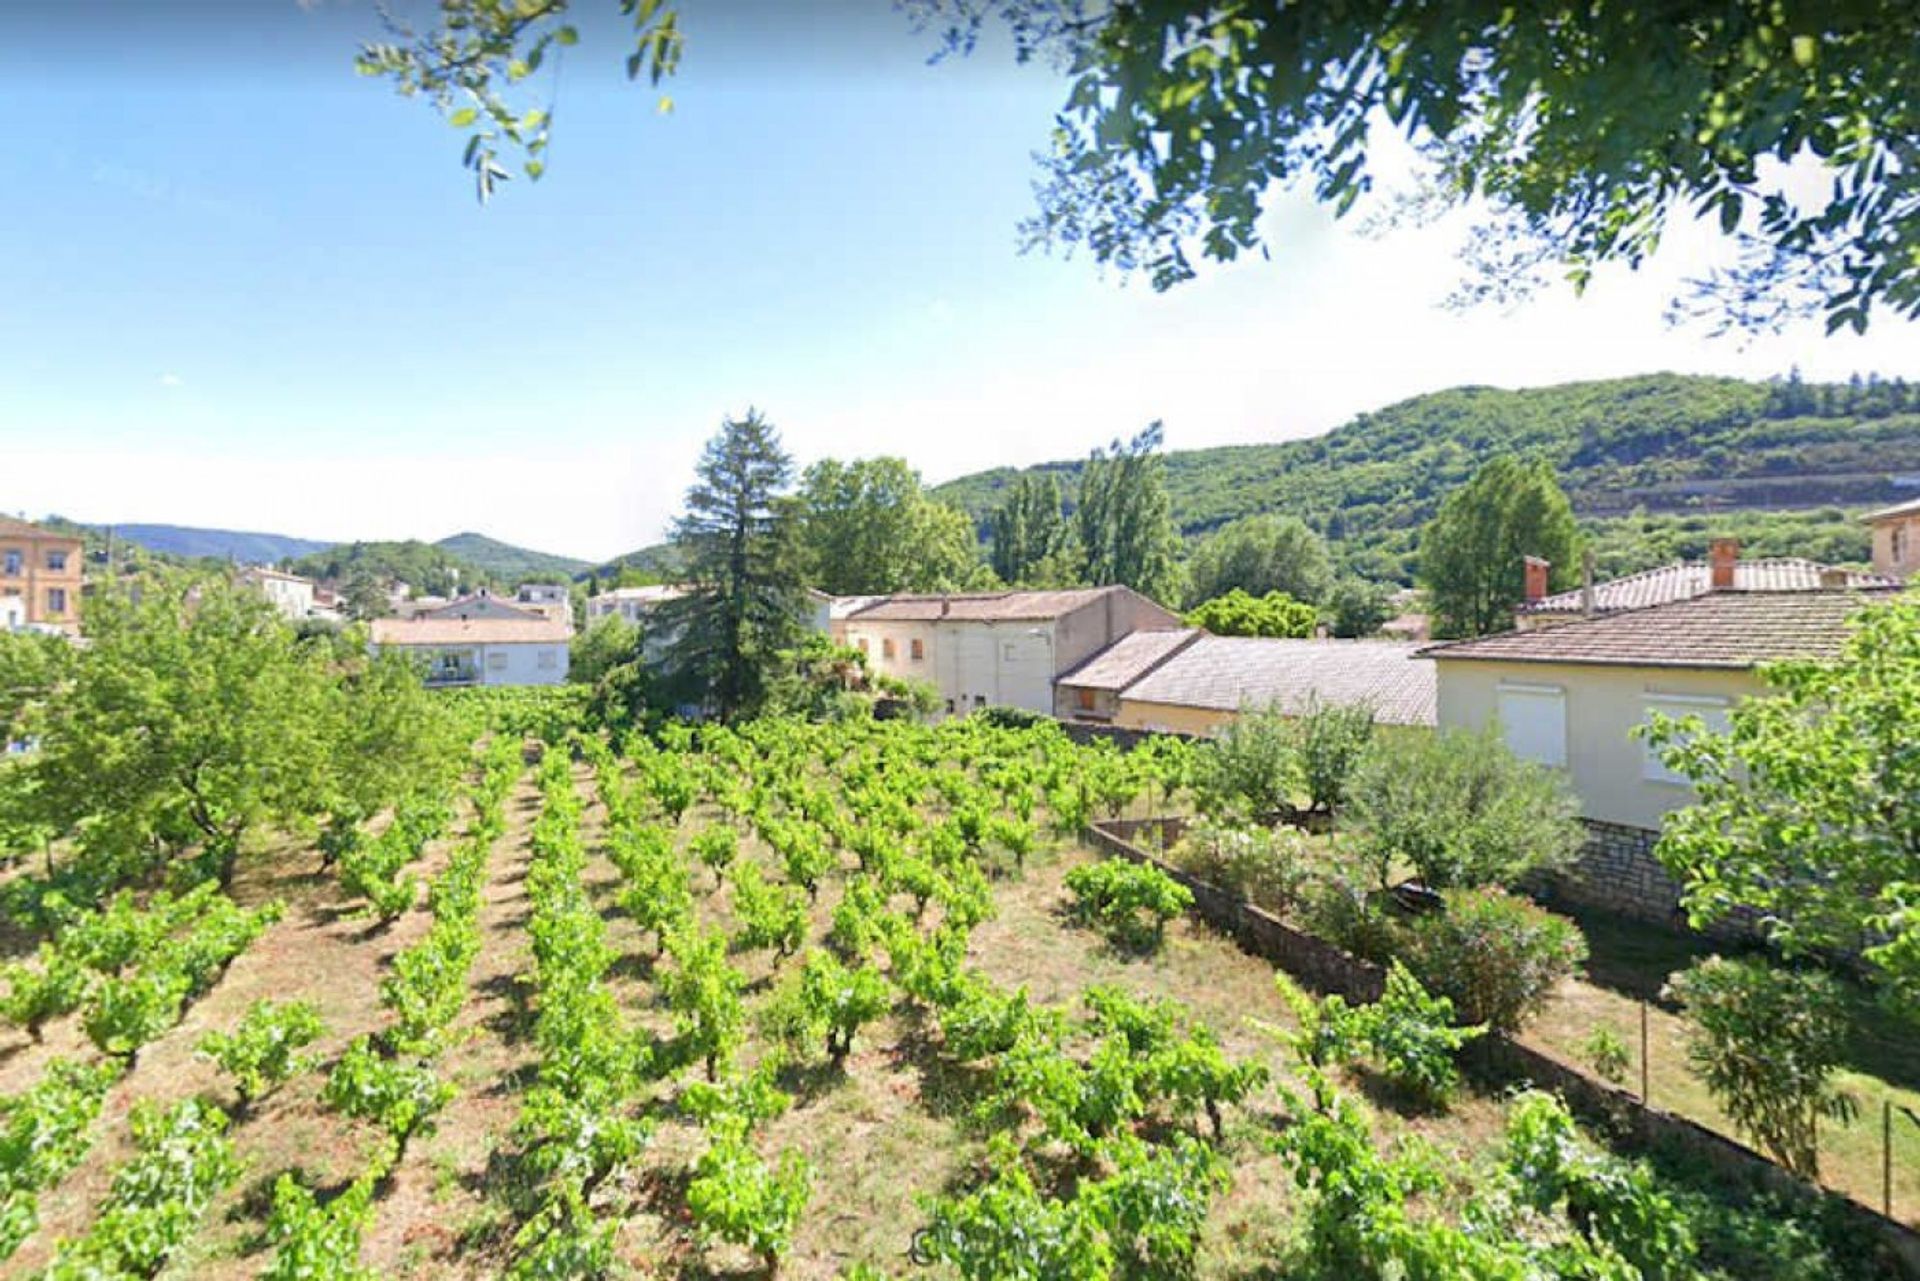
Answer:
top-left (1642, 693), bottom-right (1731, 784)
top-left (882, 638), bottom-right (896, 660)
top-left (910, 638), bottom-right (924, 661)
top-left (945, 699), bottom-right (955, 715)
top-left (487, 651), bottom-right (509, 671)
top-left (1002, 641), bottom-right (1018, 661)
top-left (1496, 682), bottom-right (1567, 768)
top-left (2, 550), bottom-right (18, 577)
top-left (1896, 525), bottom-right (1911, 567)
top-left (973, 694), bottom-right (986, 709)
top-left (1075, 687), bottom-right (1096, 712)
top-left (44, 588), bottom-right (66, 616)
top-left (45, 550), bottom-right (66, 572)
top-left (856, 637), bottom-right (869, 655)
top-left (537, 649), bottom-right (557, 670)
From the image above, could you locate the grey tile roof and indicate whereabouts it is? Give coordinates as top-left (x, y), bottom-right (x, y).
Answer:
top-left (1057, 629), bottom-right (1203, 691)
top-left (1120, 637), bottom-right (1437, 727)
top-left (1423, 588), bottom-right (1903, 669)
top-left (1524, 558), bottom-right (1898, 616)
top-left (848, 587), bottom-right (1124, 622)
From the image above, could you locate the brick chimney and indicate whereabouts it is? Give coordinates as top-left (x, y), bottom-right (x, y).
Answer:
top-left (1523, 556), bottom-right (1551, 604)
top-left (1709, 539), bottom-right (1739, 590)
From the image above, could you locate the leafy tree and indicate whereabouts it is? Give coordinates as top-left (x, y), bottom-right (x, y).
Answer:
top-left (568, 614), bottom-right (639, 686)
top-left (1077, 424), bottom-right (1181, 603)
top-left (1347, 725), bottom-right (1582, 892)
top-left (1648, 594), bottom-right (1920, 1002)
top-left (1420, 456), bottom-right (1582, 639)
top-left (1292, 700), bottom-right (1375, 816)
top-left (989, 471), bottom-right (1076, 587)
top-left (1399, 889), bottom-right (1587, 1035)
top-left (659, 410), bottom-right (807, 720)
top-left (1189, 706), bottom-right (1298, 819)
top-left (376, 4), bottom-right (1920, 331)
top-left (1184, 589), bottom-right (1317, 638)
top-left (1666, 956), bottom-right (1857, 1178)
top-left (794, 456), bottom-right (985, 594)
top-left (1326, 576), bottom-right (1394, 638)
top-left (1184, 515), bottom-right (1332, 607)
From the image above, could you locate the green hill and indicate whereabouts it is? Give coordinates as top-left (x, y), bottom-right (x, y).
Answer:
top-left (931, 372), bottom-right (1920, 581)
top-left (433, 532), bottom-right (591, 584)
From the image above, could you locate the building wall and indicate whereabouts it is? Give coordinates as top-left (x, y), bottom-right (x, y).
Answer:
top-left (1870, 512), bottom-right (1920, 578)
top-left (846, 617), bottom-right (1059, 715)
top-left (1432, 658), bottom-right (1765, 832)
top-left (1055, 683), bottom-right (1123, 722)
top-left (247, 575), bottom-right (314, 620)
top-left (479, 641), bottom-right (567, 686)
top-left (1112, 698), bottom-right (1234, 736)
top-left (0, 529), bottom-right (84, 634)
top-left (426, 596), bottom-right (538, 622)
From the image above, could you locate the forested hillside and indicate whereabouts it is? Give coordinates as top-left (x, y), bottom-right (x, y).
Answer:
top-left (434, 532), bottom-right (591, 583)
top-left (934, 373), bottom-right (1920, 580)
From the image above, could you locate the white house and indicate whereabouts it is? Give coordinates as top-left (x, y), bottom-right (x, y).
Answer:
top-left (369, 616), bottom-right (572, 687)
top-left (586, 584), bottom-right (686, 624)
top-left (513, 582), bottom-right (574, 626)
top-left (238, 567), bottom-right (318, 620)
top-left (1422, 587), bottom-right (1899, 924)
top-left (842, 586), bottom-right (1183, 717)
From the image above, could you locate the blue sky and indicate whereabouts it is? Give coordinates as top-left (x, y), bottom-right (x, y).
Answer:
top-left (4, 1), bottom-right (1917, 562)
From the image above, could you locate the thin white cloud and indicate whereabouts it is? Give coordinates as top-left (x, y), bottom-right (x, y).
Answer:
top-left (157, 373), bottom-right (183, 388)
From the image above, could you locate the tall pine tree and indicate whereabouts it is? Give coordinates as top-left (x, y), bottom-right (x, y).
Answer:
top-left (1077, 423), bottom-right (1180, 604)
top-left (661, 410), bottom-right (804, 719)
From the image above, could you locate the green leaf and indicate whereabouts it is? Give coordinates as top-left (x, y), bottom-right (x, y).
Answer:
top-left (448, 107), bottom-right (479, 128)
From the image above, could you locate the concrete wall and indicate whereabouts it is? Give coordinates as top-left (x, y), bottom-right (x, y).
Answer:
top-left (1433, 658), bottom-right (1765, 831)
top-left (849, 617), bottom-right (1061, 716)
top-left (479, 641), bottom-right (567, 686)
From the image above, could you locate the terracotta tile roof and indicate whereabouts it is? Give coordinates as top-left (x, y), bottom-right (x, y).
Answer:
top-left (1866, 496), bottom-right (1920, 522)
top-left (1423, 588), bottom-right (1903, 669)
top-left (1524, 558), bottom-right (1898, 616)
top-left (0, 515), bottom-right (77, 542)
top-left (1120, 637), bottom-right (1437, 727)
top-left (1058, 629), bottom-right (1203, 691)
top-left (847, 587), bottom-right (1124, 622)
top-left (370, 617), bottom-right (572, 646)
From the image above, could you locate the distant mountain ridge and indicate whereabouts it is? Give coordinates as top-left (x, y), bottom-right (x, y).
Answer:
top-left (929, 371), bottom-right (1920, 579)
top-left (71, 523), bottom-right (592, 584)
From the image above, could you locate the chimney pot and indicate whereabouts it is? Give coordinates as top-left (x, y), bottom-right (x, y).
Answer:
top-left (1522, 556), bottom-right (1551, 604)
top-left (1819, 567), bottom-right (1850, 590)
top-left (1709, 539), bottom-right (1739, 590)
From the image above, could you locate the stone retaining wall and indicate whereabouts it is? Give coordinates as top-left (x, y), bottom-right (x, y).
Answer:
top-left (1085, 817), bottom-right (1920, 1274)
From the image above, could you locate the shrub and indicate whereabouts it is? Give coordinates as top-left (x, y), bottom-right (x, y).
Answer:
top-left (1347, 725), bottom-right (1581, 892)
top-left (322, 1037), bottom-right (453, 1173)
top-left (1064, 859), bottom-right (1192, 948)
top-left (262, 1174), bottom-right (375, 1281)
top-left (1351, 962), bottom-right (1482, 1108)
top-left (1189, 707), bottom-right (1298, 819)
top-left (1579, 1027), bottom-right (1632, 1085)
top-left (919, 1139), bottom-right (1113, 1280)
top-left (1293, 699), bottom-right (1375, 816)
top-left (197, 999), bottom-right (326, 1110)
top-left (729, 862), bottom-right (808, 961)
top-left (1166, 819), bottom-right (1310, 914)
top-left (1666, 956), bottom-right (1857, 1178)
top-left (1396, 889), bottom-right (1587, 1034)
top-left (686, 1116), bottom-right (812, 1273)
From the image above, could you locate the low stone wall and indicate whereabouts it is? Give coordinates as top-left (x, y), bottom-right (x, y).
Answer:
top-left (1084, 817), bottom-right (1920, 1274)
top-left (1548, 819), bottom-right (1689, 924)
top-left (1057, 721), bottom-right (1198, 751)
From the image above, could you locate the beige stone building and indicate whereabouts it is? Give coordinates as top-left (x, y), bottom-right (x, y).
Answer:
top-left (1866, 496), bottom-right (1920, 579)
top-left (842, 587), bottom-right (1182, 717)
top-left (0, 516), bottom-right (84, 635)
top-left (1423, 587), bottom-right (1900, 922)
top-left (237, 566), bottom-right (318, 620)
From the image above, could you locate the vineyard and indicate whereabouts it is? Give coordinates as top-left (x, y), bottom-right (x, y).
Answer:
top-left (0, 689), bottom-right (1897, 1279)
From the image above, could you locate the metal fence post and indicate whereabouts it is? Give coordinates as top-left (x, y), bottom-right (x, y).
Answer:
top-left (1640, 1000), bottom-right (1651, 1106)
